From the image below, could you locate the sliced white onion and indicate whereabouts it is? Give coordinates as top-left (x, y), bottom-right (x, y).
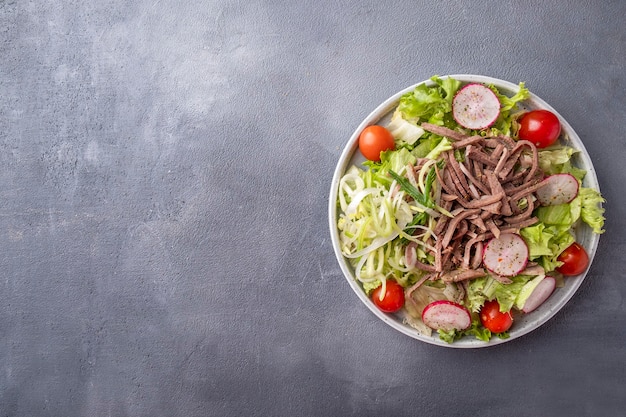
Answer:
top-left (345, 187), bottom-right (380, 216)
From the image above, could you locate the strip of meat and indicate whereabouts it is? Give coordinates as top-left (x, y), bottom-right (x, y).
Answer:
top-left (490, 143), bottom-right (505, 160)
top-left (497, 147), bottom-right (523, 179)
top-left (440, 193), bottom-right (458, 202)
top-left (495, 135), bottom-right (516, 149)
top-left (457, 159), bottom-right (491, 195)
top-left (491, 274), bottom-right (513, 284)
top-left (502, 216), bottom-right (538, 230)
top-left (404, 272), bottom-right (437, 313)
top-left (504, 177), bottom-right (543, 197)
top-left (485, 170), bottom-right (513, 216)
top-left (520, 264), bottom-right (545, 276)
top-left (470, 157), bottom-right (490, 190)
top-left (462, 234), bottom-right (489, 269)
top-left (512, 140), bottom-right (540, 182)
top-left (467, 146), bottom-right (498, 167)
top-left (493, 147), bottom-right (510, 178)
top-left (451, 219), bottom-right (469, 241)
top-left (406, 242), bottom-right (438, 272)
top-left (436, 165), bottom-right (458, 196)
top-left (462, 192), bottom-right (506, 209)
top-left (433, 214), bottom-right (450, 236)
top-left (483, 136), bottom-right (515, 150)
top-left (447, 151), bottom-right (472, 198)
top-left (468, 215), bottom-right (488, 232)
top-left (485, 218), bottom-right (501, 239)
top-left (441, 208), bottom-right (481, 248)
top-left (440, 242), bottom-right (454, 272)
top-left (440, 268), bottom-right (488, 283)
top-left (420, 123), bottom-right (467, 141)
top-left (504, 198), bottom-right (535, 223)
top-left (509, 180), bottom-right (547, 203)
top-left (471, 241), bottom-right (484, 269)
top-left (452, 242), bottom-right (465, 265)
top-left (453, 135), bottom-right (483, 149)
top-left (444, 166), bottom-right (470, 200)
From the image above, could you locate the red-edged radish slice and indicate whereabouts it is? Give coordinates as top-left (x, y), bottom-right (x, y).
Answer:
top-left (521, 276), bottom-right (556, 313)
top-left (482, 233), bottom-right (529, 277)
top-left (535, 173), bottom-right (579, 206)
top-left (421, 300), bottom-right (472, 331)
top-left (452, 83), bottom-right (501, 130)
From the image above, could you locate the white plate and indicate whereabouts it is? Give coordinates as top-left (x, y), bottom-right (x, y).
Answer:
top-left (328, 74), bottom-right (601, 348)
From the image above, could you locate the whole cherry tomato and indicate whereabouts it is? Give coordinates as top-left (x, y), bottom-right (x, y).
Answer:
top-left (518, 109), bottom-right (561, 148)
top-left (371, 280), bottom-right (405, 313)
top-left (480, 299), bottom-right (513, 333)
top-left (556, 242), bottom-right (589, 276)
top-left (358, 125), bottom-right (395, 161)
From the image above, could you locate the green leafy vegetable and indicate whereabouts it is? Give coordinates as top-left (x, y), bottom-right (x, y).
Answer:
top-left (387, 110), bottom-right (425, 146)
top-left (578, 187), bottom-right (606, 234)
top-left (488, 82), bottom-right (530, 136)
top-left (466, 275), bottom-right (533, 313)
top-left (538, 146), bottom-right (587, 181)
top-left (520, 223), bottom-right (575, 272)
top-left (437, 320), bottom-right (492, 344)
top-left (425, 137), bottom-right (453, 160)
top-left (397, 75), bottom-right (461, 126)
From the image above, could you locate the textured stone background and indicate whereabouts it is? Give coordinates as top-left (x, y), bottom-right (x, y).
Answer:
top-left (1, 1), bottom-right (625, 416)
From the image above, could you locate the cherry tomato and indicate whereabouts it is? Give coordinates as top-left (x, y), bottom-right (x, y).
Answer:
top-left (518, 109), bottom-right (561, 148)
top-left (556, 242), bottom-right (589, 276)
top-left (479, 299), bottom-right (513, 333)
top-left (358, 125), bottom-right (395, 161)
top-left (371, 280), bottom-right (405, 313)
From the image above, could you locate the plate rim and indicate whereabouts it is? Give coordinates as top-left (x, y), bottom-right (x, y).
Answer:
top-left (328, 74), bottom-right (601, 348)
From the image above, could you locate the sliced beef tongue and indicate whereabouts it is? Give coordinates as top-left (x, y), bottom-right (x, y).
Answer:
top-left (407, 128), bottom-right (545, 282)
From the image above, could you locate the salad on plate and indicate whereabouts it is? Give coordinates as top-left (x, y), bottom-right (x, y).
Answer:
top-left (333, 75), bottom-right (605, 344)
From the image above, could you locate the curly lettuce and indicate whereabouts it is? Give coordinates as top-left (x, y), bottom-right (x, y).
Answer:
top-left (397, 75), bottom-right (461, 126)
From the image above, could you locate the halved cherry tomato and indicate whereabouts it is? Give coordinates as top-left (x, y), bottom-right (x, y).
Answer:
top-left (479, 299), bottom-right (513, 333)
top-left (371, 280), bottom-right (405, 313)
top-left (518, 109), bottom-right (561, 148)
top-left (358, 125), bottom-right (395, 161)
top-left (556, 242), bottom-right (589, 276)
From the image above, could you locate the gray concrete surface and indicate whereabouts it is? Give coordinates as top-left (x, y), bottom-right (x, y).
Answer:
top-left (1, 0), bottom-right (625, 416)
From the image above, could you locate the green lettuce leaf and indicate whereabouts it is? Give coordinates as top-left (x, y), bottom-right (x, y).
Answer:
top-left (365, 147), bottom-right (417, 181)
top-left (578, 187), bottom-right (606, 234)
top-left (438, 329), bottom-right (458, 344)
top-left (538, 146), bottom-right (587, 181)
top-left (425, 137), bottom-right (453, 160)
top-left (433, 76), bottom-right (462, 108)
top-left (495, 82), bottom-right (530, 112)
top-left (437, 319), bottom-right (493, 343)
top-left (487, 82), bottom-right (530, 136)
top-left (535, 200), bottom-right (581, 227)
top-left (520, 223), bottom-right (575, 272)
top-left (397, 75), bottom-right (461, 125)
top-left (387, 110), bottom-right (425, 146)
top-left (466, 275), bottom-right (532, 313)
top-left (411, 135), bottom-right (443, 158)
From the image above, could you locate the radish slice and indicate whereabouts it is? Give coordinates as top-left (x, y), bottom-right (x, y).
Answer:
top-left (535, 173), bottom-right (579, 206)
top-left (521, 276), bottom-right (556, 313)
top-left (482, 233), bottom-right (529, 277)
top-left (421, 300), bottom-right (472, 331)
top-left (452, 83), bottom-right (501, 130)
